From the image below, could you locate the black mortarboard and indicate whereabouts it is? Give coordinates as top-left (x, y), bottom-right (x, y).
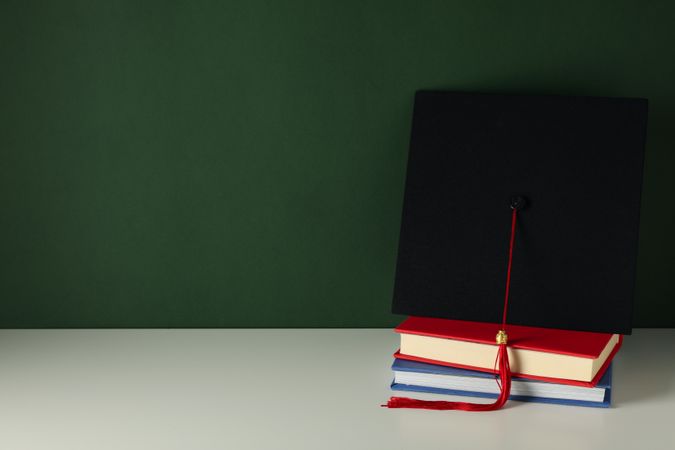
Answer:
top-left (392, 91), bottom-right (648, 335)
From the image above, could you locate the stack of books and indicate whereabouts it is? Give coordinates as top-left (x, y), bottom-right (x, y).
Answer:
top-left (389, 316), bottom-right (621, 408)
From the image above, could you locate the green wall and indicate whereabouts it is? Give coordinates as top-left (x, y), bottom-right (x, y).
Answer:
top-left (1, 1), bottom-right (674, 328)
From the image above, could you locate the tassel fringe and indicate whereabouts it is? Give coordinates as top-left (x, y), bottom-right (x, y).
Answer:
top-left (382, 342), bottom-right (511, 411)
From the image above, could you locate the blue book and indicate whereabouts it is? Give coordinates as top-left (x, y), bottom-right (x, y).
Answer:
top-left (391, 358), bottom-right (612, 408)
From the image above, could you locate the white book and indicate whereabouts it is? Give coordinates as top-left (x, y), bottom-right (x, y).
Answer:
top-left (391, 359), bottom-right (612, 407)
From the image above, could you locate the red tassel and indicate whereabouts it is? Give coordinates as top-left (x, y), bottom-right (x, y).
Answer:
top-left (383, 207), bottom-right (519, 411)
top-left (382, 342), bottom-right (511, 411)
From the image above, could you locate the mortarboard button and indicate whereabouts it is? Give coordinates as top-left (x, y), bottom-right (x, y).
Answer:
top-left (509, 195), bottom-right (527, 211)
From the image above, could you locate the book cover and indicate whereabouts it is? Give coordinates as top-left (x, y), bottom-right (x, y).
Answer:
top-left (396, 316), bottom-right (618, 357)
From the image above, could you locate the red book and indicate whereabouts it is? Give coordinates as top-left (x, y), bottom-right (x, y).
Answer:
top-left (395, 316), bottom-right (622, 387)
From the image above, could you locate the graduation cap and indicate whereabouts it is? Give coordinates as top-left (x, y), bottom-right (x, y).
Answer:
top-left (384, 90), bottom-right (648, 411)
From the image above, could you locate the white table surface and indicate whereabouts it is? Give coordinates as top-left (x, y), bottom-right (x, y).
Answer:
top-left (0, 328), bottom-right (672, 450)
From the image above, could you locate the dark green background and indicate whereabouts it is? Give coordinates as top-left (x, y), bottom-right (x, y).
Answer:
top-left (1, 1), bottom-right (673, 328)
